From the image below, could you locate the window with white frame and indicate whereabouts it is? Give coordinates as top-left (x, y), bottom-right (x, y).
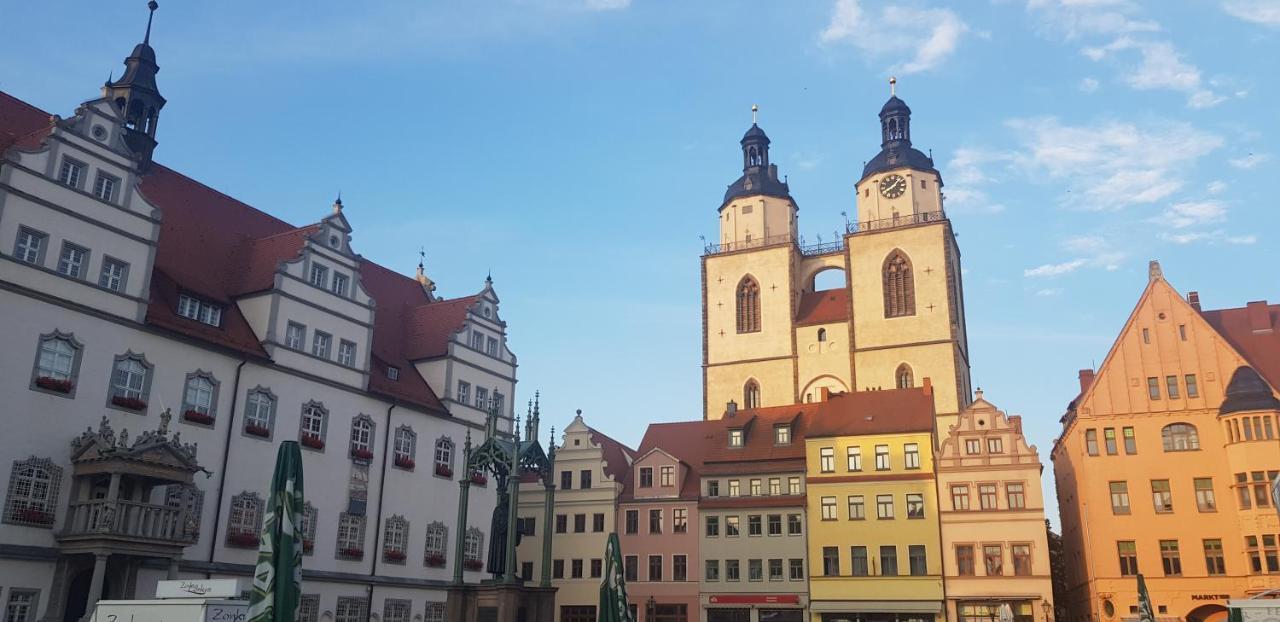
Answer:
top-left (470, 330), bottom-right (485, 350)
top-left (312, 331), bottom-right (332, 359)
top-left (309, 263), bottom-right (328, 288)
top-left (337, 340), bottom-right (356, 366)
top-left (457, 380), bottom-right (470, 404)
top-left (243, 389), bottom-right (275, 436)
top-left (904, 443), bottom-right (920, 469)
top-left (847, 446), bottom-right (862, 471)
top-left (383, 600), bottom-right (411, 622)
top-left (4, 589), bottom-right (39, 622)
top-left (57, 242), bottom-right (87, 278)
top-left (98, 257), bottom-right (128, 291)
top-left (425, 521), bottom-right (448, 559)
top-left (383, 515), bottom-right (409, 563)
top-left (475, 386), bottom-right (489, 410)
top-left (109, 353), bottom-right (150, 403)
top-left (33, 333), bottom-right (80, 389)
top-left (14, 227), bottom-right (46, 264)
top-left (4, 457), bottom-right (62, 527)
top-left (93, 172), bottom-right (119, 202)
top-left (285, 322), bottom-right (306, 350)
top-left (424, 602), bottom-right (446, 622)
top-left (299, 402), bottom-right (327, 446)
top-left (486, 336), bottom-right (498, 356)
top-left (875, 444), bottom-right (891, 470)
top-left (435, 437), bottom-right (454, 475)
top-left (298, 596), bottom-right (320, 622)
top-left (877, 494), bottom-right (894, 519)
top-left (331, 272), bottom-right (348, 297)
top-left (227, 492), bottom-right (262, 545)
top-left (465, 527), bottom-right (484, 562)
top-left (181, 373), bottom-right (217, 418)
top-left (393, 426), bottom-right (416, 466)
top-left (337, 513), bottom-right (366, 557)
top-left (57, 156), bottom-right (86, 188)
top-left (386, 366), bottom-right (399, 380)
top-left (299, 502), bottom-right (317, 554)
top-left (334, 597), bottom-right (368, 622)
top-left (177, 295), bottom-right (222, 326)
top-left (349, 415), bottom-right (374, 459)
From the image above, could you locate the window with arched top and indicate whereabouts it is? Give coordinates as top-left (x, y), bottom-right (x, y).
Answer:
top-left (425, 521), bottom-right (449, 560)
top-left (299, 402), bottom-right (328, 450)
top-left (349, 415), bottom-right (375, 461)
top-left (744, 380), bottom-right (761, 410)
top-left (883, 251), bottom-right (915, 318)
top-left (434, 437), bottom-right (455, 477)
top-left (896, 364), bottom-right (914, 389)
top-left (817, 328), bottom-right (827, 342)
top-left (737, 276), bottom-right (761, 334)
top-left (227, 492), bottom-right (263, 546)
top-left (393, 426), bottom-right (416, 469)
top-left (1161, 423), bottom-right (1200, 452)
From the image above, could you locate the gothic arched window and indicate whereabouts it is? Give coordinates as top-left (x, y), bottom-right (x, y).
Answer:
top-left (737, 276), bottom-right (761, 334)
top-left (744, 380), bottom-right (761, 410)
top-left (896, 364), bottom-right (914, 390)
top-left (883, 251), bottom-right (915, 318)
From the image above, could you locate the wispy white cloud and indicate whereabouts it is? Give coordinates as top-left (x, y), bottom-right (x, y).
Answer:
top-left (1229, 153), bottom-right (1271, 169)
top-left (1024, 259), bottom-right (1087, 277)
top-left (1007, 116), bottom-right (1223, 209)
top-left (1036, 287), bottom-right (1064, 297)
top-left (1161, 230), bottom-right (1259, 245)
top-left (943, 148), bottom-right (1015, 214)
top-left (1079, 77), bottom-right (1100, 92)
top-left (820, 0), bottom-right (971, 74)
top-left (1207, 180), bottom-right (1227, 194)
top-left (1161, 200), bottom-right (1226, 229)
top-left (1222, 0), bottom-right (1280, 27)
top-left (791, 152), bottom-right (824, 170)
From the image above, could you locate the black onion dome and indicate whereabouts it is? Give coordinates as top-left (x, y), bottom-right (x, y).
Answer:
top-left (1219, 366), bottom-right (1280, 415)
top-left (880, 95), bottom-right (910, 116)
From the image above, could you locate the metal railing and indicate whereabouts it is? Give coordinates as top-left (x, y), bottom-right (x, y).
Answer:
top-left (60, 499), bottom-right (193, 544)
top-left (848, 209), bottom-right (946, 233)
top-left (703, 234), bottom-right (793, 256)
top-left (798, 239), bottom-right (845, 256)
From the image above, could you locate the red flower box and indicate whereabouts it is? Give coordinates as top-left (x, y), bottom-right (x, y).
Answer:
top-left (244, 424), bottom-right (271, 438)
top-left (394, 455), bottom-right (415, 469)
top-left (464, 559), bottom-right (484, 571)
top-left (339, 547), bottom-right (364, 559)
top-left (303, 539), bottom-right (314, 554)
top-left (183, 410), bottom-right (215, 425)
top-left (383, 549), bottom-right (407, 563)
top-left (435, 464), bottom-right (453, 478)
top-left (111, 395), bottom-right (147, 411)
top-left (470, 472), bottom-right (488, 486)
top-left (228, 532), bottom-right (259, 547)
top-left (350, 447), bottom-right (375, 461)
top-left (35, 377), bottom-right (73, 393)
top-left (300, 434), bottom-right (325, 450)
top-left (15, 507), bottom-right (53, 525)
top-left (424, 553), bottom-right (446, 567)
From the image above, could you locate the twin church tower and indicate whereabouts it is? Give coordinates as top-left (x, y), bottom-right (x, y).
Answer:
top-left (701, 82), bottom-right (973, 428)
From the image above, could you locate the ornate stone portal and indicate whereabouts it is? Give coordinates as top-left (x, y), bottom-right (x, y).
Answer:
top-left (446, 395), bottom-right (558, 622)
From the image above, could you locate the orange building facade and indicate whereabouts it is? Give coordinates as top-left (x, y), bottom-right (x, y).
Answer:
top-left (1052, 262), bottom-right (1280, 622)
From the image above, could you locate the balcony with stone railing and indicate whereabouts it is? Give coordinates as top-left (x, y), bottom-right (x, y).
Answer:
top-left (59, 499), bottom-right (194, 546)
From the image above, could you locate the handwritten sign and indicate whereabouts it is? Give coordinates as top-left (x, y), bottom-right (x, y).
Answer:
top-left (92, 600), bottom-right (248, 622)
top-left (156, 579), bottom-right (242, 598)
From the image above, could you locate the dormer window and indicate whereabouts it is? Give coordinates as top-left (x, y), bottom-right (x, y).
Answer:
top-left (729, 429), bottom-right (744, 448)
top-left (331, 273), bottom-right (348, 297)
top-left (774, 424), bottom-right (791, 446)
top-left (387, 367), bottom-right (400, 381)
top-left (177, 294), bottom-right (222, 326)
top-left (309, 263), bottom-right (328, 288)
top-left (329, 235), bottom-right (339, 248)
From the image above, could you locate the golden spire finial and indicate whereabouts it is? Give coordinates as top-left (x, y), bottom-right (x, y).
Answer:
top-left (889, 76), bottom-right (897, 97)
top-left (751, 104), bottom-right (758, 124)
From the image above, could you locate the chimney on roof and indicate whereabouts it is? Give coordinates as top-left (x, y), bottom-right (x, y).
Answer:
top-left (726, 400), bottom-right (738, 417)
top-left (922, 377), bottom-right (932, 395)
top-left (1187, 291), bottom-right (1201, 312)
top-left (819, 387), bottom-right (830, 402)
top-left (1247, 300), bottom-right (1273, 333)
top-left (1079, 369), bottom-right (1095, 394)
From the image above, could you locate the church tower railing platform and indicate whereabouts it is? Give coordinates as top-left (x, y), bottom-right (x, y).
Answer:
top-left (848, 209), bottom-right (946, 234)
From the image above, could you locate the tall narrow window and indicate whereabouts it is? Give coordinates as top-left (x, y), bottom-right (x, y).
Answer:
top-left (1204, 539), bottom-right (1226, 575)
top-left (896, 363), bottom-right (914, 389)
top-left (434, 437), bottom-right (454, 477)
top-left (743, 380), bottom-right (761, 410)
top-left (349, 415), bottom-right (374, 460)
top-left (383, 515), bottom-right (409, 563)
top-left (181, 373), bottom-right (217, 423)
top-left (956, 545), bottom-right (975, 576)
top-left (227, 492), bottom-right (263, 547)
top-left (33, 333), bottom-right (80, 394)
top-left (736, 276), bottom-right (761, 333)
top-left (1118, 541), bottom-right (1138, 576)
top-left (109, 354), bottom-right (151, 410)
top-left (393, 426), bottom-right (416, 469)
top-left (882, 250), bottom-right (915, 317)
top-left (299, 402), bottom-right (327, 449)
top-left (243, 389), bottom-right (275, 438)
top-left (817, 328), bottom-right (827, 342)
top-left (425, 522), bottom-right (448, 561)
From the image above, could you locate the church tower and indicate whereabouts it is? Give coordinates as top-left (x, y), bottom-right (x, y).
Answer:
top-left (702, 108), bottom-right (802, 418)
top-left (102, 0), bottom-right (166, 169)
top-left (847, 79), bottom-right (972, 427)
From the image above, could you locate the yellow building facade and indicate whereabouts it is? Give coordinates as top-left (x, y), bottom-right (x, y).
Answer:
top-left (1052, 262), bottom-right (1280, 622)
top-left (702, 90), bottom-right (971, 431)
top-left (804, 387), bottom-right (945, 622)
top-left (938, 392), bottom-right (1054, 622)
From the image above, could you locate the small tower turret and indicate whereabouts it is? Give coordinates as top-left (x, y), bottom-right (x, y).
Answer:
top-left (102, 1), bottom-right (166, 169)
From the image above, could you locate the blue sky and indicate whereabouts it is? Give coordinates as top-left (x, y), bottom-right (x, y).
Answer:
top-left (3, 1), bottom-right (1278, 526)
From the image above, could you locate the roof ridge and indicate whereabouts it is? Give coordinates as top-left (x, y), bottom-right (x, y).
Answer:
top-left (585, 425), bottom-right (638, 455)
top-left (145, 163), bottom-right (297, 231)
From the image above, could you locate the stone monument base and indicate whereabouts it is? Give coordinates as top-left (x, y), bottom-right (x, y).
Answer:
top-left (445, 580), bottom-right (557, 622)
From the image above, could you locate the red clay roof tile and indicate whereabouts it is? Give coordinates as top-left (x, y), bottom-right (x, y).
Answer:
top-left (795, 288), bottom-right (848, 326)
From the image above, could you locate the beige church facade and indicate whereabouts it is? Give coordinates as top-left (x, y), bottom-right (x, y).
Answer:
top-left (702, 91), bottom-right (972, 430)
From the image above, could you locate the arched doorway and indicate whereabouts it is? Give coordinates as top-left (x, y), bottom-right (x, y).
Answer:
top-left (63, 567), bottom-right (112, 622)
top-left (1186, 603), bottom-right (1228, 622)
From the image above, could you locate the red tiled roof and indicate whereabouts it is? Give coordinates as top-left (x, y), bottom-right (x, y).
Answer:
top-left (0, 90), bottom-right (465, 415)
top-left (621, 421), bottom-right (711, 501)
top-left (1201, 301), bottom-right (1280, 390)
top-left (403, 294), bottom-right (479, 361)
top-left (795, 288), bottom-right (848, 326)
top-left (702, 403), bottom-right (809, 466)
top-left (585, 426), bottom-right (638, 483)
top-left (804, 387), bottom-right (936, 438)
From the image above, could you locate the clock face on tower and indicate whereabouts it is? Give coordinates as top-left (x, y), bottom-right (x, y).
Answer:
top-left (879, 174), bottom-right (907, 199)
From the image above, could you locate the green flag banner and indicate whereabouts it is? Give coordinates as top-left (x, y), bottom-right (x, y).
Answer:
top-left (599, 533), bottom-right (636, 622)
top-left (248, 441), bottom-right (305, 622)
top-left (1136, 573), bottom-right (1155, 622)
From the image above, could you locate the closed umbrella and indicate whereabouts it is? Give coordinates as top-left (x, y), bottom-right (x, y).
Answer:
top-left (599, 533), bottom-right (636, 622)
top-left (248, 441), bottom-right (305, 622)
top-left (999, 603), bottom-right (1015, 622)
